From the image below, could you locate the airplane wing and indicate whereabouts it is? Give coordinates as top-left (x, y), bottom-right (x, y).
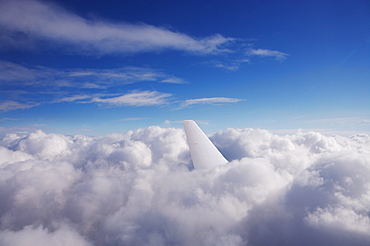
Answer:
top-left (183, 120), bottom-right (228, 169)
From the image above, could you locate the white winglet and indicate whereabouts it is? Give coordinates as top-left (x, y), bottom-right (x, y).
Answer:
top-left (183, 120), bottom-right (228, 169)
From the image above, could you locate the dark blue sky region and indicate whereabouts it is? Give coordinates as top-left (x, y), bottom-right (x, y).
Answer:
top-left (0, 0), bottom-right (369, 135)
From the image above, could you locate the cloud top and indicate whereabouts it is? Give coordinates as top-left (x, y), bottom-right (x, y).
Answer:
top-left (0, 126), bottom-right (369, 245)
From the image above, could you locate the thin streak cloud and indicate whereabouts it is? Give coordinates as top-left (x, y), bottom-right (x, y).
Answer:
top-left (0, 61), bottom-right (187, 87)
top-left (248, 48), bottom-right (288, 60)
top-left (0, 101), bottom-right (39, 112)
top-left (181, 97), bottom-right (243, 108)
top-left (55, 95), bottom-right (92, 103)
top-left (0, 61), bottom-right (187, 111)
top-left (92, 91), bottom-right (172, 107)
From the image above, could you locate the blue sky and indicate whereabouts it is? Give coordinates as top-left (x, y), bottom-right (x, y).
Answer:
top-left (0, 0), bottom-right (369, 136)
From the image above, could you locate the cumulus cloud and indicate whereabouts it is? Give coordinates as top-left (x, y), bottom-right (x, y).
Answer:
top-left (0, 0), bottom-right (232, 54)
top-left (0, 126), bottom-right (370, 245)
top-left (0, 126), bottom-right (369, 245)
top-left (0, 224), bottom-right (93, 246)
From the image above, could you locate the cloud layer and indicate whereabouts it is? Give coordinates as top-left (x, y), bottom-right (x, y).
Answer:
top-left (0, 127), bottom-right (369, 245)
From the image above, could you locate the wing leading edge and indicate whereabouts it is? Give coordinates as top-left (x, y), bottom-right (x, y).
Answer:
top-left (183, 120), bottom-right (228, 169)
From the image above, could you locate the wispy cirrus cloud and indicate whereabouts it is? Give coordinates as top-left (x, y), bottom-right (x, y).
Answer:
top-left (180, 97), bottom-right (243, 108)
top-left (0, 0), bottom-right (233, 55)
top-left (54, 95), bottom-right (92, 103)
top-left (212, 58), bottom-right (250, 71)
top-left (0, 61), bottom-right (44, 82)
top-left (248, 48), bottom-right (288, 60)
top-left (92, 91), bottom-right (172, 107)
top-left (0, 118), bottom-right (21, 122)
top-left (0, 100), bottom-right (39, 112)
top-left (0, 60), bottom-right (188, 112)
top-left (160, 77), bottom-right (188, 84)
top-left (0, 61), bottom-right (187, 87)
top-left (0, 90), bottom-right (173, 111)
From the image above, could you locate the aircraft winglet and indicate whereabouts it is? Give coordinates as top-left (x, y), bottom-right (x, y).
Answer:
top-left (183, 120), bottom-right (228, 169)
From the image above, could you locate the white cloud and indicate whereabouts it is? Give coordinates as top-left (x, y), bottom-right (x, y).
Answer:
top-left (1, 62), bottom-right (244, 111)
top-left (55, 95), bottom-right (92, 103)
top-left (0, 61), bottom-right (186, 111)
top-left (160, 77), bottom-right (188, 84)
top-left (248, 48), bottom-right (288, 60)
top-left (0, 0), bottom-right (233, 55)
top-left (181, 97), bottom-right (243, 108)
top-left (0, 224), bottom-right (93, 246)
top-left (214, 63), bottom-right (240, 71)
top-left (212, 58), bottom-right (250, 71)
top-left (0, 118), bottom-right (21, 122)
top-left (0, 61), bottom-right (42, 82)
top-left (1, 126), bottom-right (369, 245)
top-left (0, 100), bottom-right (39, 111)
top-left (92, 90), bottom-right (172, 107)
top-left (305, 206), bottom-right (370, 236)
